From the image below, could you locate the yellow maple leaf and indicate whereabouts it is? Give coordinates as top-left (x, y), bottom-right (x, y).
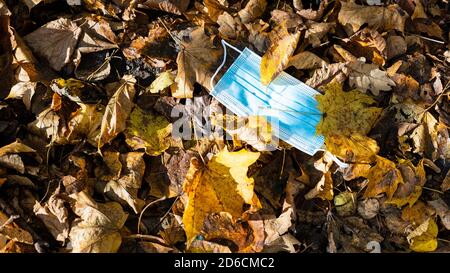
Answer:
top-left (125, 106), bottom-right (172, 156)
top-left (325, 133), bottom-right (379, 164)
top-left (260, 24), bottom-right (300, 85)
top-left (316, 82), bottom-right (382, 137)
top-left (364, 156), bottom-right (404, 199)
top-left (182, 148), bottom-right (261, 242)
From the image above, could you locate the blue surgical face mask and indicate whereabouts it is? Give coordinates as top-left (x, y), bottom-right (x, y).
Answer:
top-left (210, 40), bottom-right (328, 153)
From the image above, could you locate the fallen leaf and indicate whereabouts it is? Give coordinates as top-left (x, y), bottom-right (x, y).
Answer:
top-left (33, 190), bottom-right (70, 242)
top-left (407, 218), bottom-right (438, 252)
top-left (174, 26), bottom-right (222, 98)
top-left (306, 62), bottom-right (348, 88)
top-left (348, 59), bottom-right (396, 96)
top-left (428, 198), bottom-right (450, 230)
top-left (410, 112), bottom-right (440, 160)
top-left (217, 11), bottom-right (240, 39)
top-left (444, 51), bottom-right (450, 63)
top-left (146, 70), bottom-right (175, 94)
top-left (305, 152), bottom-right (335, 200)
top-left (0, 141), bottom-right (39, 174)
top-left (357, 198), bottom-right (380, 219)
top-left (260, 24), bottom-right (300, 85)
top-left (296, 0), bottom-right (327, 20)
top-left (141, 0), bottom-right (190, 15)
top-left (188, 239), bottom-right (232, 253)
top-left (6, 82), bottom-right (37, 110)
top-left (204, 0), bottom-right (228, 22)
top-left (316, 82), bottom-right (382, 137)
top-left (58, 103), bottom-right (104, 146)
top-left (237, 0), bottom-right (267, 24)
top-left (442, 170), bottom-right (450, 192)
top-left (345, 28), bottom-right (387, 66)
top-left (387, 159), bottom-right (426, 207)
top-left (325, 133), bottom-right (379, 164)
top-left (305, 22), bottom-right (334, 48)
top-left (334, 191), bottom-right (357, 216)
top-left (211, 114), bottom-right (275, 151)
top-left (182, 148), bottom-right (260, 242)
top-left (104, 152), bottom-right (146, 214)
top-left (76, 16), bottom-right (118, 54)
top-left (0, 211), bottom-right (33, 244)
top-left (364, 156), bottom-right (404, 200)
top-left (125, 106), bottom-right (172, 156)
top-left (98, 75), bottom-right (136, 148)
top-left (201, 212), bottom-right (264, 252)
top-left (338, 2), bottom-right (407, 33)
top-left (288, 51), bottom-right (326, 70)
top-left (413, 19), bottom-right (444, 39)
top-left (386, 35), bottom-right (407, 60)
top-left (69, 191), bottom-right (128, 253)
top-left (24, 18), bottom-right (82, 71)
top-left (270, 9), bottom-right (302, 29)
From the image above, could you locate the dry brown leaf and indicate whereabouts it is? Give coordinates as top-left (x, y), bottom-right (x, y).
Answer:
top-left (217, 11), bottom-right (239, 39)
top-left (203, 0), bottom-right (228, 22)
top-left (387, 159), bottom-right (426, 207)
top-left (442, 170), bottom-right (450, 192)
top-left (69, 191), bottom-right (128, 253)
top-left (77, 17), bottom-right (118, 54)
top-left (24, 18), bottom-right (82, 71)
top-left (332, 44), bottom-right (358, 63)
top-left (413, 19), bottom-right (444, 39)
top-left (386, 35), bottom-right (407, 60)
top-left (59, 104), bottom-right (104, 146)
top-left (305, 152), bottom-right (334, 201)
top-left (357, 198), bottom-right (380, 219)
top-left (238, 0), bottom-right (267, 24)
top-left (174, 26), bottom-right (222, 98)
top-left (104, 152), bottom-right (146, 214)
top-left (245, 20), bottom-right (270, 53)
top-left (270, 9), bottom-right (302, 29)
top-left (306, 62), bottom-right (348, 88)
top-left (304, 21), bottom-right (334, 48)
top-left (141, 0), bottom-right (190, 15)
top-left (428, 198), bottom-right (450, 230)
top-left (189, 239), bottom-right (232, 253)
top-left (33, 190), bottom-right (70, 242)
top-left (345, 28), bottom-right (387, 66)
top-left (98, 75), bottom-right (136, 148)
top-left (297, 0), bottom-right (327, 21)
top-left (201, 212), bottom-right (264, 253)
top-left (288, 51), bottom-right (326, 70)
top-left (338, 2), bottom-right (407, 33)
top-left (348, 59), bottom-right (395, 96)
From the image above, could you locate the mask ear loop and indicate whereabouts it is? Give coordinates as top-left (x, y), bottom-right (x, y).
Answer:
top-left (210, 40), bottom-right (243, 91)
top-left (313, 148), bottom-right (349, 169)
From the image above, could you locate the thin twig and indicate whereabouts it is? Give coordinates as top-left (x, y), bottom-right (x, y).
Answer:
top-left (422, 186), bottom-right (444, 194)
top-left (137, 197), bottom-right (167, 234)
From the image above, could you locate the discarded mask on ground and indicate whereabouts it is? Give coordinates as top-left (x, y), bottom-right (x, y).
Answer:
top-left (210, 40), bottom-right (348, 168)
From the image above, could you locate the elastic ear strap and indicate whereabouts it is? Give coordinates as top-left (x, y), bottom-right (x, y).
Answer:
top-left (210, 40), bottom-right (243, 91)
top-left (313, 148), bottom-right (349, 169)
